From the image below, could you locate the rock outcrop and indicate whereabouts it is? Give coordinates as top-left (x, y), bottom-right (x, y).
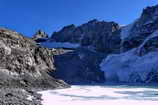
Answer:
top-left (32, 30), bottom-right (48, 43)
top-left (33, 30), bottom-right (48, 39)
top-left (0, 88), bottom-right (42, 105)
top-left (51, 19), bottom-right (121, 53)
top-left (0, 28), bottom-right (68, 89)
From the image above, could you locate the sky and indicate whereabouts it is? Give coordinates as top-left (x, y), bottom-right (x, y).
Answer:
top-left (0, 0), bottom-right (158, 37)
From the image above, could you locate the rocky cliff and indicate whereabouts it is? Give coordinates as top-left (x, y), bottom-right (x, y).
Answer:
top-left (36, 20), bottom-right (122, 84)
top-left (51, 19), bottom-right (121, 53)
top-left (52, 48), bottom-right (105, 84)
top-left (0, 28), bottom-right (68, 89)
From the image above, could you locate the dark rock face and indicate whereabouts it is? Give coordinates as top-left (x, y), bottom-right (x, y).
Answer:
top-left (51, 19), bottom-right (121, 53)
top-left (122, 5), bottom-right (158, 52)
top-left (137, 32), bottom-right (158, 56)
top-left (0, 28), bottom-right (68, 89)
top-left (52, 48), bottom-right (105, 84)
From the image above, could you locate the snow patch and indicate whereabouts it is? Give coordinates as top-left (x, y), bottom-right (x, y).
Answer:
top-left (40, 41), bottom-right (80, 49)
top-left (121, 22), bottom-right (135, 40)
top-left (137, 30), bottom-right (158, 54)
top-left (100, 48), bottom-right (158, 82)
top-left (27, 95), bottom-right (33, 101)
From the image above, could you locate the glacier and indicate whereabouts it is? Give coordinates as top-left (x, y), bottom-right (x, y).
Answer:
top-left (100, 30), bottom-right (158, 83)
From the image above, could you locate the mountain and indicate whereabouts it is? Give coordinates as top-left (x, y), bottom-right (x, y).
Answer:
top-left (33, 30), bottom-right (48, 40)
top-left (101, 5), bottom-right (158, 83)
top-left (51, 19), bottom-right (121, 53)
top-left (36, 20), bottom-right (121, 84)
top-left (37, 5), bottom-right (158, 84)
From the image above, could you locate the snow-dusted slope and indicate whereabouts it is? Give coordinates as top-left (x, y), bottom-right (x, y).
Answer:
top-left (100, 48), bottom-right (158, 82)
top-left (120, 20), bottom-right (136, 40)
top-left (137, 30), bottom-right (158, 54)
top-left (100, 30), bottom-right (158, 83)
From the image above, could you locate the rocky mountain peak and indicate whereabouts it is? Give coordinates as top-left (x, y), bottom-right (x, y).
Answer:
top-left (62, 24), bottom-right (76, 31)
top-left (87, 19), bottom-right (98, 24)
top-left (141, 5), bottom-right (158, 19)
top-left (121, 5), bottom-right (158, 52)
top-left (50, 20), bottom-right (121, 52)
top-left (33, 29), bottom-right (48, 40)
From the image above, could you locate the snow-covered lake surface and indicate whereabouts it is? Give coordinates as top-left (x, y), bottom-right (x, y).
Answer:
top-left (39, 85), bottom-right (158, 105)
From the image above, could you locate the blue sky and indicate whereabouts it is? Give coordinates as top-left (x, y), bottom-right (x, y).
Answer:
top-left (0, 0), bottom-right (158, 37)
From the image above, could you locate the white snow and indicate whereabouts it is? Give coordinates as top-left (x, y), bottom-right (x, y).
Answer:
top-left (39, 85), bottom-right (158, 105)
top-left (100, 30), bottom-right (158, 82)
top-left (137, 30), bottom-right (158, 54)
top-left (101, 49), bottom-right (158, 82)
top-left (121, 22), bottom-right (135, 40)
top-left (100, 48), bottom-right (158, 82)
top-left (40, 41), bottom-right (80, 49)
top-left (27, 95), bottom-right (33, 101)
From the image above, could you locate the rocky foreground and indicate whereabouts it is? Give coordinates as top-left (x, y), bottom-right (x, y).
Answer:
top-left (0, 28), bottom-right (69, 105)
top-left (0, 88), bottom-right (42, 105)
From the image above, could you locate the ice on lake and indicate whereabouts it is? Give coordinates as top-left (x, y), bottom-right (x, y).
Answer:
top-left (39, 85), bottom-right (158, 105)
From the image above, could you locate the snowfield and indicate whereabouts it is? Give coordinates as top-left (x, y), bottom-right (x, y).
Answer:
top-left (39, 85), bottom-right (158, 105)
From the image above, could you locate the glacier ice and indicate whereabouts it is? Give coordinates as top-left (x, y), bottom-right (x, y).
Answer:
top-left (100, 30), bottom-right (158, 83)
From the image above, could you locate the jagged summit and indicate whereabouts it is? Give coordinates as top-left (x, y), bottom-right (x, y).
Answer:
top-left (50, 19), bottom-right (120, 52)
top-left (120, 5), bottom-right (158, 52)
top-left (141, 5), bottom-right (158, 19)
top-left (33, 29), bottom-right (48, 40)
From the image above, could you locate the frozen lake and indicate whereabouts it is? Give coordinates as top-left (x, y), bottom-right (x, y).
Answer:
top-left (39, 85), bottom-right (158, 105)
